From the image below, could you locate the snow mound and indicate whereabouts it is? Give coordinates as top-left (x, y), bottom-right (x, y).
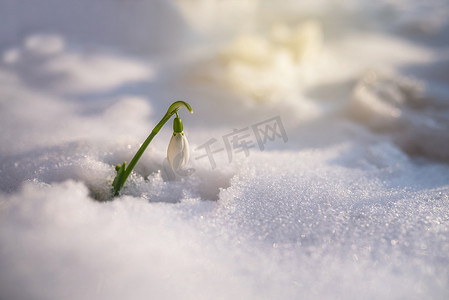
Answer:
top-left (1, 146), bottom-right (448, 300)
top-left (350, 70), bottom-right (449, 161)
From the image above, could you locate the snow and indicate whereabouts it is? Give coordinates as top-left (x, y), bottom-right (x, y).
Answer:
top-left (1, 0), bottom-right (449, 299)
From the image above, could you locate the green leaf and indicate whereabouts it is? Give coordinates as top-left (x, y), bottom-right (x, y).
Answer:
top-left (112, 162), bottom-right (126, 196)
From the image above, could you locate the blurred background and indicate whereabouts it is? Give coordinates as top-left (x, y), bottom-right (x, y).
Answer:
top-left (1, 0), bottom-right (448, 150)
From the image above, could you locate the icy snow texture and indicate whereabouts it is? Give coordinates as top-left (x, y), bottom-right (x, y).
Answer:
top-left (1, 0), bottom-right (449, 299)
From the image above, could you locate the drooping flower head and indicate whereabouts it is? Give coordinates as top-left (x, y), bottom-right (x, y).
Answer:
top-left (167, 113), bottom-right (190, 173)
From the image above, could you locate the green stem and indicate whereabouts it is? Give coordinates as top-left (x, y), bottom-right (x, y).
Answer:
top-left (112, 101), bottom-right (193, 196)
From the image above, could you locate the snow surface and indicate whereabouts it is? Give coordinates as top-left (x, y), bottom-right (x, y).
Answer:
top-left (1, 0), bottom-right (449, 299)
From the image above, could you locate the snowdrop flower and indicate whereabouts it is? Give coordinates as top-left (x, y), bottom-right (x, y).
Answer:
top-left (167, 114), bottom-right (190, 172)
top-left (112, 101), bottom-right (193, 196)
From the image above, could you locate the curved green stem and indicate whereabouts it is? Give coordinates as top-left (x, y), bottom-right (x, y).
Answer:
top-left (112, 101), bottom-right (193, 196)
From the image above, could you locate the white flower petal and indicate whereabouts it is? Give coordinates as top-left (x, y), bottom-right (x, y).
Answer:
top-left (167, 132), bottom-right (190, 171)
